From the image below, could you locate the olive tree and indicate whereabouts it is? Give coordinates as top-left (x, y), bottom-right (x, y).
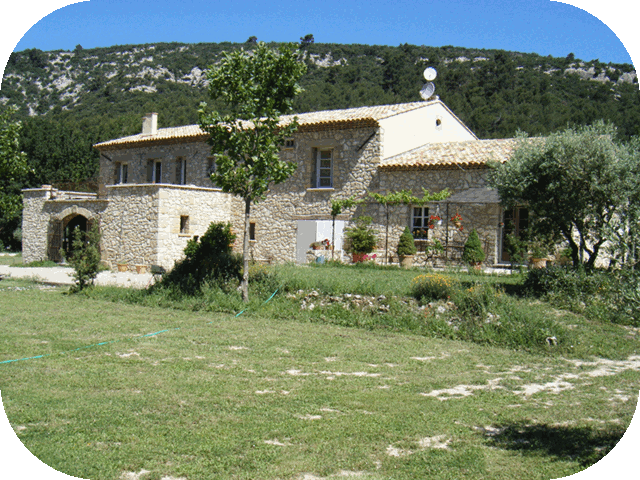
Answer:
top-left (489, 122), bottom-right (633, 268)
top-left (198, 42), bottom-right (307, 301)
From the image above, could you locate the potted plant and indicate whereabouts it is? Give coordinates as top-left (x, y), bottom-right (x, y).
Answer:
top-left (529, 242), bottom-right (549, 269)
top-left (461, 229), bottom-right (485, 268)
top-left (310, 241), bottom-right (323, 250)
top-left (344, 216), bottom-right (378, 263)
top-left (397, 226), bottom-right (417, 268)
top-left (135, 264), bottom-right (148, 274)
top-left (427, 215), bottom-right (441, 229)
top-left (451, 213), bottom-right (463, 231)
top-left (116, 260), bottom-right (128, 272)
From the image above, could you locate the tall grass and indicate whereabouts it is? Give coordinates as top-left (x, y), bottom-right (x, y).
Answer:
top-left (81, 263), bottom-right (582, 355)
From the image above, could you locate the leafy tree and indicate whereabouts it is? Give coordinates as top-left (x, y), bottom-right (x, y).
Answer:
top-left (0, 106), bottom-right (29, 244)
top-left (198, 42), bottom-right (307, 301)
top-left (330, 195), bottom-right (363, 260)
top-left (489, 122), bottom-right (633, 268)
top-left (300, 34), bottom-right (314, 47)
top-left (461, 229), bottom-right (485, 265)
top-left (246, 36), bottom-right (257, 44)
top-left (604, 136), bottom-right (640, 270)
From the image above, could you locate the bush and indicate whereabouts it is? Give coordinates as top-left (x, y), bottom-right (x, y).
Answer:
top-left (68, 224), bottom-right (101, 292)
top-left (523, 265), bottom-right (608, 299)
top-left (523, 265), bottom-right (640, 325)
top-left (157, 222), bottom-right (242, 293)
top-left (397, 226), bottom-right (417, 256)
top-left (411, 273), bottom-right (457, 301)
top-left (344, 216), bottom-right (378, 254)
top-left (461, 229), bottom-right (485, 265)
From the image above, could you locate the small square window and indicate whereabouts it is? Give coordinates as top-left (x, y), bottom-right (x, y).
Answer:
top-left (284, 139), bottom-right (295, 148)
top-left (180, 216), bottom-right (189, 234)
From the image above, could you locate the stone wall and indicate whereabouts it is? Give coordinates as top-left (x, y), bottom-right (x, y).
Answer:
top-left (22, 187), bottom-right (54, 263)
top-left (101, 184), bottom-right (232, 270)
top-left (22, 186), bottom-right (108, 264)
top-left (100, 185), bottom-right (160, 268)
top-left (246, 127), bottom-right (382, 263)
top-left (155, 185), bottom-right (233, 268)
top-left (371, 167), bottom-right (502, 265)
top-left (98, 142), bottom-right (215, 188)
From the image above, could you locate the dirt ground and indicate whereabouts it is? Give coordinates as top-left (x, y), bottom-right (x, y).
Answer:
top-left (0, 265), bottom-right (154, 288)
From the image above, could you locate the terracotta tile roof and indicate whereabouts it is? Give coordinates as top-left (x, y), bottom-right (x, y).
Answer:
top-left (379, 138), bottom-right (522, 171)
top-left (94, 101), bottom-right (437, 150)
top-left (94, 125), bottom-right (210, 150)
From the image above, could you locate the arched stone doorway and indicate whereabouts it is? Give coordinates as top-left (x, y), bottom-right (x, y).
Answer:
top-left (62, 214), bottom-right (88, 258)
top-left (48, 207), bottom-right (98, 262)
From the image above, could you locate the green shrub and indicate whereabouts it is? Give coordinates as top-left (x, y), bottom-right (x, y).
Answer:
top-left (397, 226), bottom-right (417, 256)
top-left (411, 273), bottom-right (457, 301)
top-left (68, 224), bottom-right (101, 292)
top-left (523, 265), bottom-right (608, 299)
top-left (157, 222), bottom-right (242, 293)
top-left (344, 216), bottom-right (378, 254)
top-left (461, 229), bottom-right (485, 265)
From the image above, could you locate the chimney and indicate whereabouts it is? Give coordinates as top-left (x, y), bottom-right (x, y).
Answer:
top-left (142, 113), bottom-right (158, 135)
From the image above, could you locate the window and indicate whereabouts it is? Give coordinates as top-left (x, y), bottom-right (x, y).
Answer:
top-left (284, 138), bottom-right (295, 148)
top-left (249, 222), bottom-right (256, 241)
top-left (154, 161), bottom-right (162, 183)
top-left (411, 206), bottom-right (430, 239)
top-left (316, 149), bottom-right (333, 188)
top-left (148, 160), bottom-right (162, 183)
top-left (176, 158), bottom-right (187, 185)
top-left (180, 215), bottom-right (189, 234)
top-left (115, 162), bottom-right (128, 184)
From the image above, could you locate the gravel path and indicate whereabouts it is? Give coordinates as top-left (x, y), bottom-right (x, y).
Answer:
top-left (0, 265), bottom-right (154, 289)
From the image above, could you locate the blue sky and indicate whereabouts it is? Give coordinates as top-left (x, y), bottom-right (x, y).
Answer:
top-left (1, 0), bottom-right (638, 68)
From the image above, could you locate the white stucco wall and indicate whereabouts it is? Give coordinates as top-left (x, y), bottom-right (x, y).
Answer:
top-left (379, 102), bottom-right (477, 160)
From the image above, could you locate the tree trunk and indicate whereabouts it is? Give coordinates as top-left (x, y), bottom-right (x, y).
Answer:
top-left (242, 197), bottom-right (251, 303)
top-left (385, 204), bottom-right (389, 264)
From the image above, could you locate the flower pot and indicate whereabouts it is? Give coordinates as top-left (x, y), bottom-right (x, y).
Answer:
top-left (530, 258), bottom-right (547, 269)
top-left (399, 255), bottom-right (414, 269)
top-left (117, 264), bottom-right (128, 272)
top-left (135, 264), bottom-right (148, 274)
top-left (352, 253), bottom-right (366, 263)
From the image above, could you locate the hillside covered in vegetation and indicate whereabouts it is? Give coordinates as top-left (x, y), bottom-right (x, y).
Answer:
top-left (0, 40), bottom-right (638, 198)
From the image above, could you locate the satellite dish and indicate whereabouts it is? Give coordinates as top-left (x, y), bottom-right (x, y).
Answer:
top-left (423, 67), bottom-right (437, 81)
top-left (420, 82), bottom-right (435, 100)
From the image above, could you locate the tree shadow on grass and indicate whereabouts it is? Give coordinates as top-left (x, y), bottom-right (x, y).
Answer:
top-left (484, 421), bottom-right (626, 467)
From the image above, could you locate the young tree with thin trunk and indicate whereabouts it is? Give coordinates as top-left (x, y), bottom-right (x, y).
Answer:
top-left (330, 195), bottom-right (363, 260)
top-left (198, 42), bottom-right (307, 302)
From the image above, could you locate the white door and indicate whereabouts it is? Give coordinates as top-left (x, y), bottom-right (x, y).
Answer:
top-left (295, 220), bottom-right (346, 264)
top-left (296, 221), bottom-right (317, 264)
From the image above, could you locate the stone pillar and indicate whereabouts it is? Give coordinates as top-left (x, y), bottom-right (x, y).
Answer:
top-left (21, 186), bottom-right (54, 263)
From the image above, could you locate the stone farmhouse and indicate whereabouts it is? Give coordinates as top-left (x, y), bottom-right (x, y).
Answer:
top-left (22, 98), bottom-right (523, 270)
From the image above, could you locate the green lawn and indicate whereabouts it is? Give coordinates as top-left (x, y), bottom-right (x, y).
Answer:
top-left (0, 253), bottom-right (22, 266)
top-left (1, 274), bottom-right (639, 480)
